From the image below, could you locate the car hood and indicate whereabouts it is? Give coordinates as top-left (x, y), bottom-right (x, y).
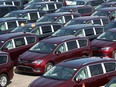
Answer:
top-left (30, 77), bottom-right (65, 87)
top-left (91, 39), bottom-right (114, 47)
top-left (20, 51), bottom-right (48, 61)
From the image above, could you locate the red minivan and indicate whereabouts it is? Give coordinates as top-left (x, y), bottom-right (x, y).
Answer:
top-left (0, 51), bottom-right (13, 87)
top-left (28, 57), bottom-right (116, 87)
top-left (0, 32), bottom-right (38, 64)
top-left (16, 35), bottom-right (92, 74)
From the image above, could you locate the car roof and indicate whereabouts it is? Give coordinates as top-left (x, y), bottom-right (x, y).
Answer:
top-left (0, 32), bottom-right (35, 41)
top-left (72, 16), bottom-right (108, 21)
top-left (31, 1), bottom-right (63, 5)
top-left (46, 12), bottom-right (80, 17)
top-left (101, 1), bottom-right (116, 5)
top-left (74, 0), bottom-right (94, 2)
top-left (59, 5), bottom-right (93, 9)
top-left (0, 5), bottom-right (17, 7)
top-left (41, 35), bottom-right (88, 44)
top-left (98, 7), bottom-right (116, 11)
top-left (58, 57), bottom-right (116, 68)
top-left (0, 17), bottom-right (27, 22)
top-left (62, 24), bottom-right (103, 30)
top-left (106, 28), bottom-right (116, 32)
top-left (10, 9), bottom-right (40, 14)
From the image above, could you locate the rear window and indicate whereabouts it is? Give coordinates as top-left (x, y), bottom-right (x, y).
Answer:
top-left (0, 56), bottom-right (7, 64)
top-left (104, 63), bottom-right (116, 72)
top-left (26, 36), bottom-right (36, 44)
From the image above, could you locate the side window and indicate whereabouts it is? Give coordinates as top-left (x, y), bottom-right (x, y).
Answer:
top-left (2, 40), bottom-right (14, 50)
top-left (55, 43), bottom-right (67, 53)
top-left (89, 64), bottom-right (103, 76)
top-left (26, 36), bottom-right (36, 44)
top-left (76, 30), bottom-right (84, 37)
top-left (73, 14), bottom-right (80, 18)
top-left (22, 13), bottom-right (29, 20)
top-left (14, 38), bottom-right (25, 47)
top-left (78, 8), bottom-right (85, 14)
top-left (104, 63), bottom-right (116, 72)
top-left (75, 67), bottom-right (89, 80)
top-left (66, 40), bottom-right (78, 51)
top-left (31, 27), bottom-right (41, 35)
top-left (7, 21), bottom-right (17, 29)
top-left (48, 4), bottom-right (55, 10)
top-left (53, 25), bottom-right (62, 31)
top-left (78, 40), bottom-right (87, 47)
top-left (102, 19), bottom-right (109, 25)
top-left (30, 12), bottom-right (38, 20)
top-left (0, 7), bottom-right (9, 17)
top-left (39, 12), bottom-right (46, 17)
top-left (9, 7), bottom-right (18, 11)
top-left (5, 2), bottom-right (12, 5)
top-left (95, 27), bottom-right (103, 34)
top-left (92, 19), bottom-right (101, 25)
top-left (0, 23), bottom-right (6, 31)
top-left (84, 28), bottom-right (94, 36)
top-left (0, 56), bottom-right (7, 64)
top-left (56, 17), bottom-right (64, 23)
top-left (42, 26), bottom-right (52, 34)
top-left (56, 4), bottom-right (62, 8)
top-left (64, 16), bottom-right (72, 23)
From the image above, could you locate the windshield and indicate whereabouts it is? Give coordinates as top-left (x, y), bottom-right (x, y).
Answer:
top-left (37, 15), bottom-right (56, 23)
top-left (97, 31), bottom-right (116, 42)
top-left (106, 77), bottom-right (116, 87)
top-left (95, 5), bottom-right (106, 10)
top-left (92, 10), bottom-right (109, 16)
top-left (29, 42), bottom-right (57, 54)
top-left (43, 66), bottom-right (77, 80)
top-left (65, 20), bottom-right (86, 26)
top-left (52, 29), bottom-right (76, 37)
top-left (104, 21), bottom-right (116, 30)
top-left (24, 4), bottom-right (41, 9)
top-left (11, 26), bottom-right (31, 32)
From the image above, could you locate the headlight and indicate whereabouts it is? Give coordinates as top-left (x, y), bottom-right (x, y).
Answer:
top-left (101, 47), bottom-right (111, 51)
top-left (32, 60), bottom-right (43, 64)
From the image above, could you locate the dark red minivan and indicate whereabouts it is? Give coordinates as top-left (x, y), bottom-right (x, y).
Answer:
top-left (0, 32), bottom-right (38, 64)
top-left (28, 57), bottom-right (116, 87)
top-left (0, 51), bottom-right (13, 87)
top-left (16, 35), bottom-right (92, 74)
top-left (91, 28), bottom-right (116, 59)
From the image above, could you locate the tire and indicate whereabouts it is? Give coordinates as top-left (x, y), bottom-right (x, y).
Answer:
top-left (113, 50), bottom-right (116, 60)
top-left (0, 74), bottom-right (8, 87)
top-left (45, 62), bottom-right (53, 72)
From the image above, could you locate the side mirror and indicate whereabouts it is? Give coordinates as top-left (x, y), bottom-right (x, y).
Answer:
top-left (55, 51), bottom-right (61, 55)
top-left (3, 48), bottom-right (8, 52)
top-left (76, 78), bottom-right (82, 84)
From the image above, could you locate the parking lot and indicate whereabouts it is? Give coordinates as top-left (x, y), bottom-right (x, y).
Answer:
top-left (7, 72), bottom-right (38, 87)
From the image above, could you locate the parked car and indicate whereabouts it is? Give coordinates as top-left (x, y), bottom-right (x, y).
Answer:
top-left (65, 16), bottom-right (110, 26)
top-left (69, 0), bottom-right (105, 7)
top-left (0, 5), bottom-right (19, 18)
top-left (104, 20), bottom-right (116, 30)
top-left (92, 7), bottom-right (116, 20)
top-left (16, 35), bottom-right (92, 74)
top-left (105, 77), bottom-right (116, 87)
top-left (37, 12), bottom-right (80, 25)
top-left (51, 24), bottom-right (104, 41)
top-left (0, 17), bottom-right (27, 34)
top-left (4, 9), bottom-right (47, 23)
top-left (12, 22), bottom-right (63, 40)
top-left (91, 28), bottom-right (116, 59)
top-left (95, 2), bottom-right (116, 10)
top-left (24, 1), bottom-right (63, 13)
top-left (0, 0), bottom-right (23, 9)
top-left (0, 51), bottom-right (14, 87)
top-left (0, 32), bottom-right (38, 64)
top-left (28, 57), bottom-right (116, 87)
top-left (55, 5), bottom-right (95, 16)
